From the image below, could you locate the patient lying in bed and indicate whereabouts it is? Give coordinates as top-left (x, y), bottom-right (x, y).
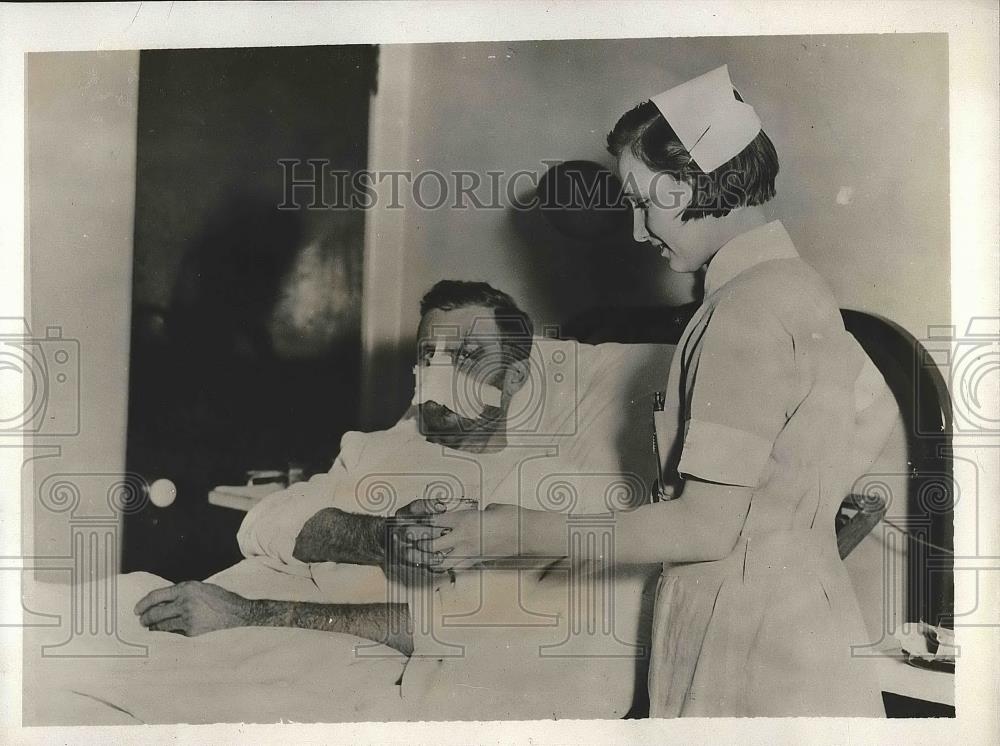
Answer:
top-left (24, 280), bottom-right (899, 724)
top-left (122, 281), bottom-right (666, 720)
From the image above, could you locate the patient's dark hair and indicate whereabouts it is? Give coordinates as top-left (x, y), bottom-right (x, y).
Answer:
top-left (419, 280), bottom-right (533, 363)
top-left (606, 92), bottom-right (779, 222)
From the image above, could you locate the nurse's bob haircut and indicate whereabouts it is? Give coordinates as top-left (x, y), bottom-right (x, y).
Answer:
top-left (607, 92), bottom-right (779, 222)
top-left (419, 280), bottom-right (534, 364)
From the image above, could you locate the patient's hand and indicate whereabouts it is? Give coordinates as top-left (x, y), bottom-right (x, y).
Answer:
top-left (389, 497), bottom-right (477, 568)
top-left (134, 581), bottom-right (251, 636)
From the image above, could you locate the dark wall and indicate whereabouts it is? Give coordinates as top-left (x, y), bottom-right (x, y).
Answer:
top-left (124, 46), bottom-right (376, 580)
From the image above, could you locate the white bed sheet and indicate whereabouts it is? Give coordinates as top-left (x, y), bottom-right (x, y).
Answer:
top-left (22, 566), bottom-right (407, 725)
top-left (23, 556), bottom-right (653, 724)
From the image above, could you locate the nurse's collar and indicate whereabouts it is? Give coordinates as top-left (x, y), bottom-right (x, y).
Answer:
top-left (703, 220), bottom-right (798, 296)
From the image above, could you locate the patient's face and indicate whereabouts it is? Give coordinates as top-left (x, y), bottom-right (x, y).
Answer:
top-left (416, 305), bottom-right (510, 448)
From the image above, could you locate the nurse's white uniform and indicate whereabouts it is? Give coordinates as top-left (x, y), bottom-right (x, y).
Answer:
top-left (648, 220), bottom-right (888, 717)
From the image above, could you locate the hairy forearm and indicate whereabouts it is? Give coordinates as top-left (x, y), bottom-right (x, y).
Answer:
top-left (293, 507), bottom-right (387, 566)
top-left (245, 599), bottom-right (413, 656)
top-left (524, 481), bottom-right (752, 565)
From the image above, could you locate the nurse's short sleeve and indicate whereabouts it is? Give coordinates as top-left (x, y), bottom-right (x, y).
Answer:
top-left (678, 296), bottom-right (793, 488)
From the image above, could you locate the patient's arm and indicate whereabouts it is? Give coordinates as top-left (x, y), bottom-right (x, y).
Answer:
top-left (237, 433), bottom-right (450, 568)
top-left (293, 508), bottom-right (386, 565)
top-left (135, 580), bottom-right (414, 655)
top-left (237, 433), bottom-right (372, 565)
top-left (248, 598), bottom-right (413, 655)
top-left (293, 498), bottom-right (454, 566)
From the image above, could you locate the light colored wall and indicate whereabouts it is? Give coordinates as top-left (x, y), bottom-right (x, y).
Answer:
top-left (363, 35), bottom-right (949, 426)
top-left (25, 51), bottom-right (140, 570)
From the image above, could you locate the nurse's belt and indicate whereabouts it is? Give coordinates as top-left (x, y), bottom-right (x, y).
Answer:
top-left (650, 64), bottom-right (762, 173)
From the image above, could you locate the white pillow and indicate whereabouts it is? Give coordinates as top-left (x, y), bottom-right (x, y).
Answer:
top-left (507, 338), bottom-right (674, 444)
top-left (512, 341), bottom-right (675, 504)
top-left (396, 337), bottom-right (676, 506)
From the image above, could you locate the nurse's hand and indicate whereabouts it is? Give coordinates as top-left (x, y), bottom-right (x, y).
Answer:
top-left (388, 497), bottom-right (478, 568)
top-left (134, 581), bottom-right (250, 636)
top-left (421, 503), bottom-right (525, 571)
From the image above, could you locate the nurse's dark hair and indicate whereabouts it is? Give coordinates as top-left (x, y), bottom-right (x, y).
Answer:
top-left (607, 92), bottom-right (779, 222)
top-left (419, 280), bottom-right (534, 363)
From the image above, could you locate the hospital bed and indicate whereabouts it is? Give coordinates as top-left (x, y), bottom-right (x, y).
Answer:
top-left (22, 325), bottom-right (951, 722)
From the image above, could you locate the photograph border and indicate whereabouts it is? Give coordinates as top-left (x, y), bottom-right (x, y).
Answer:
top-left (1, 2), bottom-right (997, 743)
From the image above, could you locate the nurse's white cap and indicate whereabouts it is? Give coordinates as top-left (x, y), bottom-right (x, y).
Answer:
top-left (650, 65), bottom-right (762, 174)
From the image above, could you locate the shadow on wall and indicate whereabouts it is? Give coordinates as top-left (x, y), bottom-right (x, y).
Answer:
top-left (126, 197), bottom-right (364, 579)
top-left (506, 159), bottom-right (678, 334)
top-left (122, 46), bottom-right (375, 580)
top-left (131, 194), bottom-right (363, 478)
top-left (169, 194), bottom-right (304, 359)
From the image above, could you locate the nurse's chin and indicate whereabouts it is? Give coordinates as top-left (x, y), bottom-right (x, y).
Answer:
top-left (663, 254), bottom-right (689, 272)
top-left (662, 253), bottom-right (701, 274)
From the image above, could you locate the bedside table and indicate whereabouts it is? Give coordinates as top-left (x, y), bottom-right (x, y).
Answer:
top-left (208, 482), bottom-right (284, 512)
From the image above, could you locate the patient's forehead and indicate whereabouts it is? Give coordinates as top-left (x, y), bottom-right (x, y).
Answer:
top-left (418, 305), bottom-right (501, 347)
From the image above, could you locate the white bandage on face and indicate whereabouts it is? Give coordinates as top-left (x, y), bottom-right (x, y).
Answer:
top-left (412, 339), bottom-right (504, 420)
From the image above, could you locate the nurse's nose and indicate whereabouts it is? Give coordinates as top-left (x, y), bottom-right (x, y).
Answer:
top-left (632, 207), bottom-right (650, 243)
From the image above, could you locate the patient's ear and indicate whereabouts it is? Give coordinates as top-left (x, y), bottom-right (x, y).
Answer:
top-left (503, 358), bottom-right (529, 395)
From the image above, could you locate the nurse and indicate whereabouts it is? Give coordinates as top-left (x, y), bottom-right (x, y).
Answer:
top-left (418, 65), bottom-right (886, 717)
